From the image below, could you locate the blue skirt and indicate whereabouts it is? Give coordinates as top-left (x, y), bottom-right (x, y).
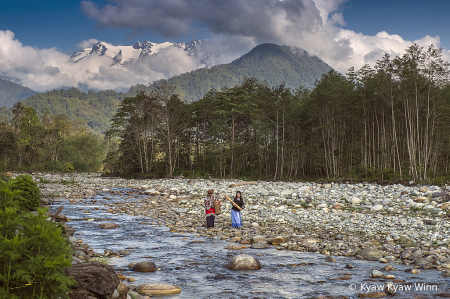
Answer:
top-left (231, 209), bottom-right (242, 228)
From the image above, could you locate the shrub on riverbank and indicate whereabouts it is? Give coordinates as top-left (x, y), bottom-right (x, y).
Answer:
top-left (0, 175), bottom-right (74, 299)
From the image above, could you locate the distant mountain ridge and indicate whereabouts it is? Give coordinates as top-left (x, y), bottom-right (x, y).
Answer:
top-left (142, 43), bottom-right (333, 102)
top-left (0, 78), bottom-right (36, 108)
top-left (1, 43), bottom-right (333, 134)
top-left (71, 40), bottom-right (205, 65)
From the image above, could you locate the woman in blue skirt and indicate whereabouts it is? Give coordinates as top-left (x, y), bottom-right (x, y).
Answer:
top-left (230, 191), bottom-right (245, 228)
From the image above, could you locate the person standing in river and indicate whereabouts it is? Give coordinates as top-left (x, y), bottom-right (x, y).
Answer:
top-left (204, 189), bottom-right (219, 229)
top-left (231, 191), bottom-right (245, 228)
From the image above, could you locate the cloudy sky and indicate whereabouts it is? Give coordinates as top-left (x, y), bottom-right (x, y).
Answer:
top-left (1, 0), bottom-right (449, 92)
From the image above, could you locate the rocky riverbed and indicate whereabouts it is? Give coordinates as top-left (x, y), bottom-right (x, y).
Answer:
top-left (21, 173), bottom-right (450, 297)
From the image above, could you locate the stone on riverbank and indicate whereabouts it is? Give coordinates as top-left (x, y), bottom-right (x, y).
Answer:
top-left (136, 284), bottom-right (181, 296)
top-left (227, 254), bottom-right (261, 270)
top-left (116, 281), bottom-right (128, 299)
top-left (131, 261), bottom-right (156, 272)
top-left (65, 261), bottom-right (120, 299)
top-left (359, 247), bottom-right (383, 261)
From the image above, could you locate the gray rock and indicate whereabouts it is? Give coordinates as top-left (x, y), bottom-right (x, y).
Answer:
top-left (65, 261), bottom-right (120, 299)
top-left (251, 242), bottom-right (270, 249)
top-left (413, 257), bottom-right (434, 269)
top-left (227, 254), bottom-right (262, 270)
top-left (423, 219), bottom-right (436, 225)
top-left (131, 261), bottom-right (156, 272)
top-left (251, 235), bottom-right (267, 243)
top-left (359, 247), bottom-right (383, 261)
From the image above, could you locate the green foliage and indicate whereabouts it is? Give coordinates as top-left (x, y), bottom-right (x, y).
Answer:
top-left (0, 105), bottom-right (105, 173)
top-left (0, 177), bottom-right (74, 299)
top-left (7, 175), bottom-right (41, 212)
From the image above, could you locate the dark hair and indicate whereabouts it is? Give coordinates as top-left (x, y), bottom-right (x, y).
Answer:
top-left (235, 191), bottom-right (243, 200)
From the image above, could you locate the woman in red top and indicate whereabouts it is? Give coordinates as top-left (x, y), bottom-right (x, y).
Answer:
top-left (204, 189), bottom-right (219, 229)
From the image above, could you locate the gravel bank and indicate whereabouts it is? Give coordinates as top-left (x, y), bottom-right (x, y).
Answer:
top-left (25, 172), bottom-right (450, 275)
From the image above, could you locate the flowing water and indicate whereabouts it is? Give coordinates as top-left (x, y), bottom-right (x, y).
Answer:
top-left (50, 188), bottom-right (450, 299)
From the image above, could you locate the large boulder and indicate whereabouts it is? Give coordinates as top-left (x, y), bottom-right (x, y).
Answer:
top-left (359, 247), bottom-right (383, 261)
top-left (65, 261), bottom-right (120, 299)
top-left (227, 254), bottom-right (262, 270)
top-left (136, 284), bottom-right (181, 296)
top-left (131, 261), bottom-right (156, 272)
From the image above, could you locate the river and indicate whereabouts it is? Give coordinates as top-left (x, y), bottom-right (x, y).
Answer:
top-left (50, 188), bottom-right (450, 298)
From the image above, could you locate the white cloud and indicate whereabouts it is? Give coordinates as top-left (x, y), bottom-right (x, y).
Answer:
top-left (0, 0), bottom-right (448, 92)
top-left (77, 38), bottom-right (100, 49)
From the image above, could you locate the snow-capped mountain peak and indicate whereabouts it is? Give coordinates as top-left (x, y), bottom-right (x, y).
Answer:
top-left (70, 40), bottom-right (205, 64)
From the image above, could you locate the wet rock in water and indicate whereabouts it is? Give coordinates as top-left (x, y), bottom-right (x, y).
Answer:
top-left (116, 273), bottom-right (127, 280)
top-left (65, 261), bottom-right (120, 299)
top-left (436, 293), bottom-right (450, 298)
top-left (325, 256), bottom-right (336, 262)
top-left (99, 223), bottom-right (119, 229)
top-left (251, 242), bottom-right (270, 249)
top-left (359, 247), bottom-right (383, 261)
top-left (383, 265), bottom-right (394, 271)
top-left (226, 244), bottom-right (246, 250)
top-left (131, 261), bottom-right (156, 272)
top-left (227, 254), bottom-right (261, 270)
top-left (117, 250), bottom-right (131, 256)
top-left (136, 284), bottom-right (181, 296)
top-left (345, 264), bottom-right (354, 269)
top-left (213, 274), bottom-right (227, 280)
top-left (370, 270), bottom-right (384, 278)
top-left (357, 291), bottom-right (387, 298)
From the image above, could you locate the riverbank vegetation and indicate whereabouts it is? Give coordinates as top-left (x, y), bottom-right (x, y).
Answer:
top-left (0, 174), bottom-right (74, 298)
top-left (0, 103), bottom-right (107, 173)
top-left (105, 44), bottom-right (450, 184)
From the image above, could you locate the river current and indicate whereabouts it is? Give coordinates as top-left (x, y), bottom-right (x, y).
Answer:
top-left (49, 188), bottom-right (450, 298)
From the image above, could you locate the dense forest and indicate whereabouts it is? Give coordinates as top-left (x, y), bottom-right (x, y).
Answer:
top-left (0, 88), bottom-right (125, 135)
top-left (105, 44), bottom-right (450, 183)
top-left (0, 102), bottom-right (108, 173)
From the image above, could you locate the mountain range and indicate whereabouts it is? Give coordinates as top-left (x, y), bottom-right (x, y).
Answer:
top-left (71, 40), bottom-right (205, 65)
top-left (146, 43), bottom-right (332, 102)
top-left (0, 42), bottom-right (333, 133)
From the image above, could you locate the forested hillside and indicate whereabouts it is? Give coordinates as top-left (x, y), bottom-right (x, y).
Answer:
top-left (0, 88), bottom-right (126, 134)
top-left (0, 78), bottom-right (36, 107)
top-left (0, 43), bottom-right (330, 133)
top-left (137, 43), bottom-right (332, 103)
top-left (0, 103), bottom-right (107, 173)
top-left (106, 44), bottom-right (450, 183)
